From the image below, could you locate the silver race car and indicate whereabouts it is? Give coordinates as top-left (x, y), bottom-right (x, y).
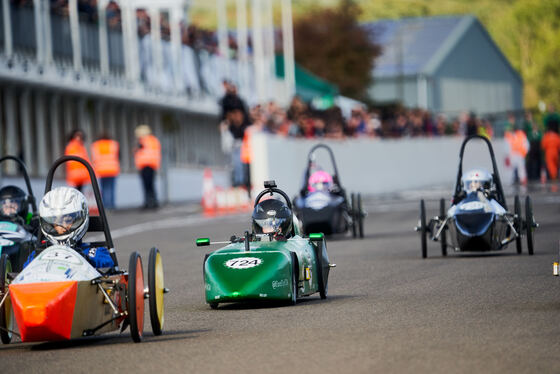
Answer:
top-left (416, 135), bottom-right (537, 258)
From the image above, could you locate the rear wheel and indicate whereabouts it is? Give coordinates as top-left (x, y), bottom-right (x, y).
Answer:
top-left (514, 195), bottom-right (522, 254)
top-left (148, 248), bottom-right (164, 336)
top-left (351, 193), bottom-right (357, 238)
top-left (357, 193), bottom-right (364, 239)
top-left (128, 252), bottom-right (145, 343)
top-left (419, 200), bottom-right (427, 259)
top-left (525, 196), bottom-right (535, 255)
top-left (0, 254), bottom-right (13, 344)
top-left (440, 199), bottom-right (447, 257)
top-left (209, 303), bottom-right (218, 310)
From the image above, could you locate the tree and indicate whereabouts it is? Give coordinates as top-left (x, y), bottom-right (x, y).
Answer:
top-left (293, 0), bottom-right (381, 100)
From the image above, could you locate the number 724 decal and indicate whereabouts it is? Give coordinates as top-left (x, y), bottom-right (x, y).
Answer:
top-left (225, 257), bottom-right (262, 269)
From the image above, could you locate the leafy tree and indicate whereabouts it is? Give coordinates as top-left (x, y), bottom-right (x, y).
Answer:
top-left (293, 0), bottom-right (381, 100)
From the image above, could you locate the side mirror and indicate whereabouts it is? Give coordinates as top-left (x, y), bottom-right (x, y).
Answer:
top-left (196, 238), bottom-right (210, 247)
top-left (309, 233), bottom-right (324, 242)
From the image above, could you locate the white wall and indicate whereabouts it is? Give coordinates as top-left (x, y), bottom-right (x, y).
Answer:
top-left (250, 134), bottom-right (513, 198)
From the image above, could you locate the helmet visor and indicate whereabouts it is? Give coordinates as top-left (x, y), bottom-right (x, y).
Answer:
top-left (464, 180), bottom-right (483, 193)
top-left (0, 196), bottom-right (24, 217)
top-left (254, 217), bottom-right (286, 234)
top-left (40, 211), bottom-right (86, 237)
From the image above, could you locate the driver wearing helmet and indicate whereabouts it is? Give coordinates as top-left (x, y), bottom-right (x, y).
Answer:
top-left (252, 199), bottom-right (294, 240)
top-left (308, 170), bottom-right (333, 193)
top-left (461, 169), bottom-right (493, 194)
top-left (0, 186), bottom-right (37, 232)
top-left (27, 187), bottom-right (115, 269)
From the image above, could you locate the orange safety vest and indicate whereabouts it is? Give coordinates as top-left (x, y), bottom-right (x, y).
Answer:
top-left (505, 130), bottom-right (528, 157)
top-left (240, 128), bottom-right (252, 164)
top-left (135, 134), bottom-right (161, 170)
top-left (91, 139), bottom-right (120, 178)
top-left (65, 138), bottom-right (91, 187)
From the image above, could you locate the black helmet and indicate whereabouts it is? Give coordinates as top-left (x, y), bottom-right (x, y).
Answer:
top-left (0, 186), bottom-right (28, 221)
top-left (252, 199), bottom-right (293, 237)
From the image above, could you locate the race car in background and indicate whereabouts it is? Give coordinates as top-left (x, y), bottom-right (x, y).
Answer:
top-left (293, 144), bottom-right (365, 238)
top-left (416, 135), bottom-right (537, 258)
top-left (0, 155), bottom-right (38, 273)
top-left (0, 156), bottom-right (167, 344)
top-left (197, 180), bottom-right (335, 309)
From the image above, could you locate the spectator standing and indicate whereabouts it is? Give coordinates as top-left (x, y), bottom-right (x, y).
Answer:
top-left (523, 112), bottom-right (542, 181)
top-left (221, 109), bottom-right (249, 187)
top-left (543, 104), bottom-right (560, 130)
top-left (504, 120), bottom-right (529, 184)
top-left (541, 118), bottom-right (560, 180)
top-left (134, 125), bottom-right (161, 209)
top-left (466, 112), bottom-right (479, 137)
top-left (91, 133), bottom-right (120, 209)
top-left (64, 129), bottom-right (90, 192)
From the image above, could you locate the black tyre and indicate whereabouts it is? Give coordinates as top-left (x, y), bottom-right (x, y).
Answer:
top-left (357, 193), bottom-right (364, 239)
top-left (440, 199), bottom-right (447, 257)
top-left (148, 247), bottom-right (164, 336)
top-left (315, 240), bottom-right (330, 299)
top-left (0, 254), bottom-right (13, 344)
top-left (420, 200), bottom-right (427, 258)
top-left (514, 195), bottom-right (522, 254)
top-left (350, 193), bottom-right (357, 238)
top-left (290, 252), bottom-right (298, 305)
top-left (209, 303), bottom-right (218, 309)
top-left (525, 196), bottom-right (535, 255)
top-left (128, 252), bottom-right (145, 343)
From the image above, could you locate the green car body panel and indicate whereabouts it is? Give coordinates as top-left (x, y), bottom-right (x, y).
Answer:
top-left (204, 236), bottom-right (329, 306)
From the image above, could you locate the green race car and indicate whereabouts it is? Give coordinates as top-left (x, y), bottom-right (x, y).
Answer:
top-left (197, 180), bottom-right (335, 309)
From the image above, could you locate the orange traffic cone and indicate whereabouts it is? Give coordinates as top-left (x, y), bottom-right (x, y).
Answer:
top-left (201, 168), bottom-right (216, 216)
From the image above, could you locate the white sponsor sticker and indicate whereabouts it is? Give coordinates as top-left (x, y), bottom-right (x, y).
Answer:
top-left (272, 279), bottom-right (289, 289)
top-left (461, 201), bottom-right (485, 211)
top-left (225, 257), bottom-right (262, 269)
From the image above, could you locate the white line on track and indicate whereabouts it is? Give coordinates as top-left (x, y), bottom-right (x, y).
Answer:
top-left (89, 213), bottom-right (246, 241)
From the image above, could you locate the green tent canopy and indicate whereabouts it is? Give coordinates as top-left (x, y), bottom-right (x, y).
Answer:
top-left (275, 55), bottom-right (338, 103)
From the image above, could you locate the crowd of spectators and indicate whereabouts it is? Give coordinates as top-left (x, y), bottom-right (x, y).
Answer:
top-left (220, 84), bottom-right (512, 141)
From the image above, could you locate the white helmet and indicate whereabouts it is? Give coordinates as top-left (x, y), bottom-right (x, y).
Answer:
top-left (461, 169), bottom-right (493, 193)
top-left (39, 187), bottom-right (89, 245)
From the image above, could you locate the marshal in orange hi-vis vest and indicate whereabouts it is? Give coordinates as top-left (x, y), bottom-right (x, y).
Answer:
top-left (504, 130), bottom-right (529, 157)
top-left (65, 139), bottom-right (90, 187)
top-left (91, 139), bottom-right (120, 178)
top-left (135, 135), bottom-right (161, 170)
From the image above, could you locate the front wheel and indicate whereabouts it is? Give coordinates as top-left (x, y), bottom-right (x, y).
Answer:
top-left (128, 252), bottom-right (145, 343)
top-left (440, 198), bottom-right (447, 257)
top-left (290, 252), bottom-right (298, 305)
top-left (0, 254), bottom-right (13, 344)
top-left (350, 193), bottom-right (357, 238)
top-left (315, 240), bottom-right (329, 299)
top-left (514, 195), bottom-right (522, 254)
top-left (148, 248), bottom-right (165, 336)
top-left (357, 193), bottom-right (364, 239)
top-left (525, 196), bottom-right (535, 255)
top-left (419, 200), bottom-right (427, 259)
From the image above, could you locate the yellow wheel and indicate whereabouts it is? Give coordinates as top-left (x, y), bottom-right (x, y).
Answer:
top-left (148, 247), bottom-right (165, 335)
top-left (1, 254), bottom-right (14, 344)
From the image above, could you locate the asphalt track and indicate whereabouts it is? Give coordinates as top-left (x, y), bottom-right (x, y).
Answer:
top-left (2, 186), bottom-right (560, 373)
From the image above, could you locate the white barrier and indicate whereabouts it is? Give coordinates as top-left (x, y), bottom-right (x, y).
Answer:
top-left (250, 134), bottom-right (513, 198)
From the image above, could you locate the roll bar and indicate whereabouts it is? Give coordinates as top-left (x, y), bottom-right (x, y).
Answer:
top-left (302, 144), bottom-right (342, 193)
top-left (453, 135), bottom-right (507, 209)
top-left (44, 155), bottom-right (118, 268)
top-left (254, 180), bottom-right (292, 210)
top-left (0, 155), bottom-right (37, 213)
